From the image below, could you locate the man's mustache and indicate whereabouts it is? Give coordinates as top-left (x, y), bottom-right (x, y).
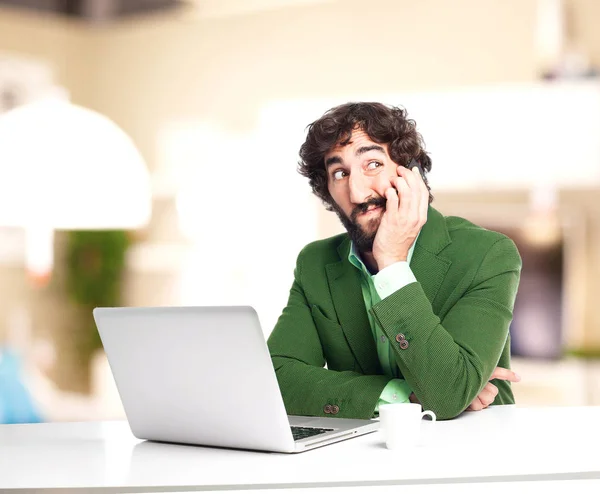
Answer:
top-left (350, 197), bottom-right (387, 222)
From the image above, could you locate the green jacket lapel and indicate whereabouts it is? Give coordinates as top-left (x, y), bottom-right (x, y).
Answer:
top-left (326, 237), bottom-right (381, 375)
top-left (410, 206), bottom-right (453, 306)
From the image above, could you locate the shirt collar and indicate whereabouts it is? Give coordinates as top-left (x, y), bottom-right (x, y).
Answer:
top-left (348, 231), bottom-right (420, 276)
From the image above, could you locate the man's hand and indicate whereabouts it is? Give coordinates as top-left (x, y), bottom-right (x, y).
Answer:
top-left (466, 367), bottom-right (521, 411)
top-left (372, 165), bottom-right (429, 271)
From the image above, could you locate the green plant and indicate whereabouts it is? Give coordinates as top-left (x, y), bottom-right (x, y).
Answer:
top-left (65, 230), bottom-right (130, 357)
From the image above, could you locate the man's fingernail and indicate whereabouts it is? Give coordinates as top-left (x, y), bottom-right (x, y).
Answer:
top-left (515, 373), bottom-right (521, 381)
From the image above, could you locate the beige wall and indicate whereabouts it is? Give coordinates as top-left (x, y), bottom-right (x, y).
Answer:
top-left (88, 0), bottom-right (538, 162)
top-left (567, 0), bottom-right (600, 70)
top-left (0, 7), bottom-right (98, 104)
top-left (0, 0), bottom-right (541, 179)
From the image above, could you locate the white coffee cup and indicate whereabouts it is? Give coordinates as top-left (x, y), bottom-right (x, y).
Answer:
top-left (378, 403), bottom-right (436, 449)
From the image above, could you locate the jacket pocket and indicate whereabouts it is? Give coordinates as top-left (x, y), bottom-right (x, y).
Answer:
top-left (310, 305), bottom-right (356, 371)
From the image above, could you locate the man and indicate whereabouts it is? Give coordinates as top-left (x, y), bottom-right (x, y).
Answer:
top-left (267, 102), bottom-right (521, 420)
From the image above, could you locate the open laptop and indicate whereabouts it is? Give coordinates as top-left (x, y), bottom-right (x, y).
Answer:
top-left (93, 306), bottom-right (378, 453)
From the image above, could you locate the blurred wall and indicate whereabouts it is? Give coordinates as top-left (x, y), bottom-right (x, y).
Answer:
top-left (86, 0), bottom-right (538, 133)
top-left (567, 0), bottom-right (600, 68)
top-left (0, 8), bottom-right (96, 103)
top-left (1, 0), bottom-right (539, 155)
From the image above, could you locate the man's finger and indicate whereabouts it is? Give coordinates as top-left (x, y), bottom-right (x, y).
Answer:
top-left (399, 164), bottom-right (427, 225)
top-left (385, 186), bottom-right (398, 202)
top-left (384, 186), bottom-right (398, 214)
top-left (480, 382), bottom-right (498, 406)
top-left (467, 398), bottom-right (484, 411)
top-left (490, 367), bottom-right (521, 382)
top-left (395, 176), bottom-right (410, 214)
top-left (407, 166), bottom-right (423, 224)
top-left (477, 385), bottom-right (496, 407)
top-left (485, 382), bottom-right (499, 396)
top-left (398, 164), bottom-right (419, 189)
top-left (397, 167), bottom-right (418, 219)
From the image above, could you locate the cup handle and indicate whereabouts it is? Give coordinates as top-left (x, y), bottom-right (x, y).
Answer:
top-left (421, 410), bottom-right (436, 422)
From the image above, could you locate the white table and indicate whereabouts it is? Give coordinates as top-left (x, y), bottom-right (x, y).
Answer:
top-left (1, 406), bottom-right (599, 492)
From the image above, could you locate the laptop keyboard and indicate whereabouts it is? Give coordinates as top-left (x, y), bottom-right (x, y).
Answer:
top-left (291, 426), bottom-right (334, 441)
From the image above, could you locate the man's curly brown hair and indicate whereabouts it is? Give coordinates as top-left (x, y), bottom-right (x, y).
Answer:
top-left (298, 102), bottom-right (433, 210)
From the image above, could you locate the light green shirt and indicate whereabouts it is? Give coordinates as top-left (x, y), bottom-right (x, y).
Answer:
top-left (348, 237), bottom-right (419, 413)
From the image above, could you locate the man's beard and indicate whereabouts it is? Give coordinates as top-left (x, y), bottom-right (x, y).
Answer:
top-left (332, 197), bottom-right (387, 252)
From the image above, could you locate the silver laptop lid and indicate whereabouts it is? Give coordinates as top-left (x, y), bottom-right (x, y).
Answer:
top-left (94, 306), bottom-right (296, 453)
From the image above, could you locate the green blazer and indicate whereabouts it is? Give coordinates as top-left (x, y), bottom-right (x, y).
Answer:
top-left (267, 206), bottom-right (522, 420)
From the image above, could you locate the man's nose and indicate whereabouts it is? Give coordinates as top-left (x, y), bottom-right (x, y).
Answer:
top-left (348, 174), bottom-right (373, 204)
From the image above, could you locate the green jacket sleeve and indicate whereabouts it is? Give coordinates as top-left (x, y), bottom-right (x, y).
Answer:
top-left (267, 261), bottom-right (391, 419)
top-left (371, 237), bottom-right (521, 420)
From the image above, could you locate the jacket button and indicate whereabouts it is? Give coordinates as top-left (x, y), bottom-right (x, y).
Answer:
top-left (399, 339), bottom-right (409, 350)
top-left (331, 405), bottom-right (340, 415)
top-left (324, 404), bottom-right (332, 414)
top-left (395, 333), bottom-right (406, 343)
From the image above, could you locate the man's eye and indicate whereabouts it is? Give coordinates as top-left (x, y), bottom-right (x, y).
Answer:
top-left (332, 170), bottom-right (347, 180)
top-left (367, 161), bottom-right (383, 170)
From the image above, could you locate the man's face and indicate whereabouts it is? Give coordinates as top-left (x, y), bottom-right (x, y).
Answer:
top-left (324, 128), bottom-right (400, 252)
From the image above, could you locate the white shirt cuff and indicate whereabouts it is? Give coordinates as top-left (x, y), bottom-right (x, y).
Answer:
top-left (372, 261), bottom-right (417, 300)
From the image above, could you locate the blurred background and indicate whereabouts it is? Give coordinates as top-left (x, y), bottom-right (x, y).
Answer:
top-left (0, 0), bottom-right (599, 423)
